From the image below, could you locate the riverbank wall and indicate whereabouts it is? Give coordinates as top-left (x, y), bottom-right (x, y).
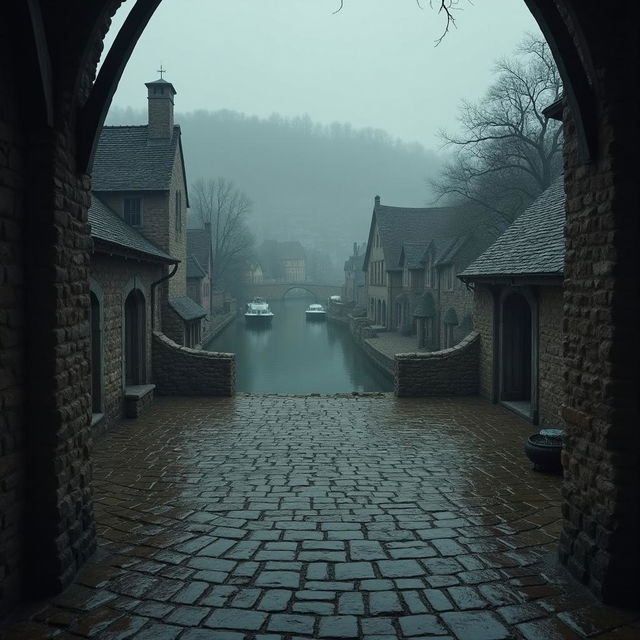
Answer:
top-left (329, 304), bottom-right (480, 396)
top-left (328, 303), bottom-right (395, 378)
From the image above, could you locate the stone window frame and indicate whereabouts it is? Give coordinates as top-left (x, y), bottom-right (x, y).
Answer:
top-left (89, 278), bottom-right (105, 418)
top-left (121, 278), bottom-right (150, 389)
top-left (123, 196), bottom-right (143, 227)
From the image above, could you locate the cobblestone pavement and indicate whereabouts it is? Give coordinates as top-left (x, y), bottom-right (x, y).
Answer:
top-left (365, 332), bottom-right (427, 359)
top-left (4, 395), bottom-right (639, 640)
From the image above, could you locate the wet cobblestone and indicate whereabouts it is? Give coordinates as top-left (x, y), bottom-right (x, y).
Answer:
top-left (3, 394), bottom-right (639, 639)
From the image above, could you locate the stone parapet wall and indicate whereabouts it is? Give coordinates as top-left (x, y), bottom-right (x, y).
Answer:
top-left (473, 286), bottom-right (496, 401)
top-left (395, 332), bottom-right (480, 397)
top-left (152, 332), bottom-right (234, 396)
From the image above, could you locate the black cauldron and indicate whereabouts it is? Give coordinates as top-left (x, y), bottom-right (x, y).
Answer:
top-left (525, 429), bottom-right (564, 472)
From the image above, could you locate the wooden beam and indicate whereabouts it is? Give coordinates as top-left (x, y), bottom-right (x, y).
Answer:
top-left (76, 0), bottom-right (162, 174)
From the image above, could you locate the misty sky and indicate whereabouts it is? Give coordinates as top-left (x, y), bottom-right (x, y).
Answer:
top-left (103, 0), bottom-right (542, 149)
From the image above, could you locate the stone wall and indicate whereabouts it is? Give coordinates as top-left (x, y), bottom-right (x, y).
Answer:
top-left (162, 301), bottom-right (186, 345)
top-left (558, 4), bottom-right (640, 600)
top-left (0, 14), bottom-right (25, 616)
top-left (90, 255), bottom-right (162, 431)
top-left (538, 286), bottom-right (564, 429)
top-left (152, 332), bottom-right (235, 396)
top-left (474, 285), bottom-right (496, 401)
top-left (395, 332), bottom-right (480, 397)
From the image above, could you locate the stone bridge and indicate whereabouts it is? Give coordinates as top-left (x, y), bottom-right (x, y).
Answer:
top-left (246, 282), bottom-right (342, 301)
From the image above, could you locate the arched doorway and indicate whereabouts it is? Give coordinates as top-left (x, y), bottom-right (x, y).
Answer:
top-left (124, 289), bottom-right (146, 386)
top-left (500, 291), bottom-right (534, 419)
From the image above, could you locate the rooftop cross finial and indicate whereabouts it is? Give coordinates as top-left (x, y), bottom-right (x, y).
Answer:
top-left (158, 65), bottom-right (166, 79)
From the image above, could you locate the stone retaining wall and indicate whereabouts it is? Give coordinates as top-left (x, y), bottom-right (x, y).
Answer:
top-left (152, 332), bottom-right (235, 396)
top-left (395, 332), bottom-right (480, 397)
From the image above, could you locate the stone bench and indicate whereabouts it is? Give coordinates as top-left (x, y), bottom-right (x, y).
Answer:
top-left (124, 384), bottom-right (156, 418)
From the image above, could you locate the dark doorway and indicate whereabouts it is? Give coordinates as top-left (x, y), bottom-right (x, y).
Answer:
top-left (90, 292), bottom-right (102, 413)
top-left (124, 289), bottom-right (146, 385)
top-left (501, 292), bottom-right (532, 402)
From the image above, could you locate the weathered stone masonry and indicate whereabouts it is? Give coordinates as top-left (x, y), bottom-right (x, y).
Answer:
top-left (152, 332), bottom-right (235, 396)
top-left (395, 332), bottom-right (480, 397)
top-left (90, 255), bottom-right (161, 431)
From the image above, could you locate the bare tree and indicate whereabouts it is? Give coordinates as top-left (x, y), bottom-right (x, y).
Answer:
top-left (191, 177), bottom-right (255, 293)
top-left (431, 35), bottom-right (563, 224)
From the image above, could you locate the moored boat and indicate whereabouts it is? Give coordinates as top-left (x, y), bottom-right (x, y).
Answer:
top-left (245, 297), bottom-right (274, 324)
top-left (305, 303), bottom-right (326, 321)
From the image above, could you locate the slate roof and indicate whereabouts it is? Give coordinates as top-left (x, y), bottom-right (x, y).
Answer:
top-left (92, 125), bottom-right (182, 192)
top-left (169, 296), bottom-right (207, 321)
top-left (186, 256), bottom-right (206, 279)
top-left (187, 228), bottom-right (210, 275)
top-left (89, 194), bottom-right (175, 263)
top-left (435, 236), bottom-right (469, 266)
top-left (363, 201), bottom-right (486, 272)
top-left (400, 243), bottom-right (428, 270)
top-left (459, 177), bottom-right (566, 281)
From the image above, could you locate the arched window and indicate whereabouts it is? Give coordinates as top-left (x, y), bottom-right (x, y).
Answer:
top-left (124, 289), bottom-right (146, 385)
top-left (90, 291), bottom-right (103, 414)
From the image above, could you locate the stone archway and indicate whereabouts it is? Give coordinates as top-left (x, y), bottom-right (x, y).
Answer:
top-left (0, 0), bottom-right (638, 613)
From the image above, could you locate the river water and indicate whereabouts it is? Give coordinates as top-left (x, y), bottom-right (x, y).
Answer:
top-left (204, 297), bottom-right (393, 393)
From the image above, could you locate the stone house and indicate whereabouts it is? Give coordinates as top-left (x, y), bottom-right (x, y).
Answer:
top-left (343, 242), bottom-right (366, 307)
top-left (459, 177), bottom-right (565, 427)
top-left (247, 262), bottom-right (264, 284)
top-left (91, 76), bottom-right (206, 347)
top-left (258, 239), bottom-right (307, 282)
top-left (88, 195), bottom-right (175, 430)
top-left (186, 256), bottom-right (210, 313)
top-left (363, 196), bottom-right (494, 348)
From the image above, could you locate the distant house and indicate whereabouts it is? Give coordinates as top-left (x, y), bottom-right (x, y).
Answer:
top-left (343, 242), bottom-right (366, 307)
top-left (186, 256), bottom-right (210, 318)
top-left (91, 76), bottom-right (206, 347)
top-left (459, 177), bottom-right (565, 426)
top-left (247, 263), bottom-right (264, 284)
top-left (362, 195), bottom-right (495, 348)
top-left (258, 239), bottom-right (307, 282)
top-left (280, 241), bottom-right (306, 281)
top-left (187, 227), bottom-right (212, 313)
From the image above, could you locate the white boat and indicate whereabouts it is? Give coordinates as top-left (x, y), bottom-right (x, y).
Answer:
top-left (244, 297), bottom-right (274, 324)
top-left (305, 303), bottom-right (326, 321)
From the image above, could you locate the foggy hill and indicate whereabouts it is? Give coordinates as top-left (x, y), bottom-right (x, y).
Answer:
top-left (105, 107), bottom-right (442, 262)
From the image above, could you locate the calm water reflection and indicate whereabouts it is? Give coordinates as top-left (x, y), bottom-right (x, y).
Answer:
top-left (204, 297), bottom-right (393, 393)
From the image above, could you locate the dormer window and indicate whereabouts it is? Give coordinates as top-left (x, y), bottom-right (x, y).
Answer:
top-left (123, 197), bottom-right (142, 227)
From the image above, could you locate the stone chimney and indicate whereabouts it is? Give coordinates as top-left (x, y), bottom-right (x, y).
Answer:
top-left (145, 77), bottom-right (176, 139)
top-left (375, 195), bottom-right (381, 206)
